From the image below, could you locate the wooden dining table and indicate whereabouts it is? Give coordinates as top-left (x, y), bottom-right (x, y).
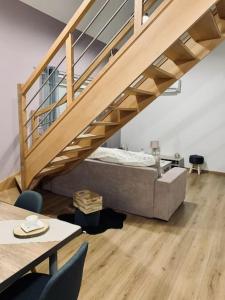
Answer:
top-left (0, 201), bottom-right (82, 293)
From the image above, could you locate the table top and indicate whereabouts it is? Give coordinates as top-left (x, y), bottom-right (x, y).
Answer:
top-left (0, 201), bottom-right (81, 293)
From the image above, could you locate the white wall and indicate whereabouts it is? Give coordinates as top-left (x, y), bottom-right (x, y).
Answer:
top-left (121, 41), bottom-right (225, 172)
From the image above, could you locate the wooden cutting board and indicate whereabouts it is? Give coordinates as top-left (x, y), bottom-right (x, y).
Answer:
top-left (13, 222), bottom-right (49, 239)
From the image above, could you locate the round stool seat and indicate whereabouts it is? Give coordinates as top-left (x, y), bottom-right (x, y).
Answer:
top-left (189, 155), bottom-right (204, 165)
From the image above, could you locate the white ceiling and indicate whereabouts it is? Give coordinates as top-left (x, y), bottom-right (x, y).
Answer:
top-left (20, 0), bottom-right (134, 43)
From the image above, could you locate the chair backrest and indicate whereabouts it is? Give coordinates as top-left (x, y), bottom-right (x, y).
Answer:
top-left (14, 190), bottom-right (43, 213)
top-left (39, 242), bottom-right (88, 300)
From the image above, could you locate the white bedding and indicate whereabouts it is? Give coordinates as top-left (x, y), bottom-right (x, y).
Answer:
top-left (89, 147), bottom-right (155, 167)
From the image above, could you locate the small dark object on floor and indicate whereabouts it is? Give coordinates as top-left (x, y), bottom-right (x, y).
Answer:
top-left (58, 208), bottom-right (126, 235)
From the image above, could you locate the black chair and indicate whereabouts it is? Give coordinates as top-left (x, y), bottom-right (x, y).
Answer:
top-left (14, 191), bottom-right (43, 214)
top-left (0, 242), bottom-right (88, 300)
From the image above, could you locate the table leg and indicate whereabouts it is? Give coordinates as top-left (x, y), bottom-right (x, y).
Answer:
top-left (49, 252), bottom-right (58, 275)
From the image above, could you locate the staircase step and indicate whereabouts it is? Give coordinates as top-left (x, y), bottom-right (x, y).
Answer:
top-left (50, 155), bottom-right (80, 166)
top-left (113, 107), bottom-right (138, 112)
top-left (145, 65), bottom-right (175, 80)
top-left (92, 121), bottom-right (120, 126)
top-left (164, 40), bottom-right (196, 63)
top-left (189, 11), bottom-right (221, 42)
top-left (126, 87), bottom-right (155, 97)
top-left (61, 145), bottom-right (91, 155)
top-left (77, 133), bottom-right (105, 140)
top-left (216, 0), bottom-right (225, 19)
top-left (39, 165), bottom-right (66, 176)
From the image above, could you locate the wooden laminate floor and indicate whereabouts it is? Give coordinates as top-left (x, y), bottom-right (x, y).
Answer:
top-left (38, 173), bottom-right (225, 300)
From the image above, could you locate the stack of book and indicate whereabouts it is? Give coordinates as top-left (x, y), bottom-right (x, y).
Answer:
top-left (73, 190), bottom-right (103, 214)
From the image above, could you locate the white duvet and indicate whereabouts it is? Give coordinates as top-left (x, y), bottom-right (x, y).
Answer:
top-left (89, 147), bottom-right (155, 167)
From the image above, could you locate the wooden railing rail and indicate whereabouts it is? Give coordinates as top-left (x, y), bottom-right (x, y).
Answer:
top-left (66, 33), bottom-right (74, 106)
top-left (17, 84), bottom-right (28, 190)
top-left (134, 0), bottom-right (144, 33)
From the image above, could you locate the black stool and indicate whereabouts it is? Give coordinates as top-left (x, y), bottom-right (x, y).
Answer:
top-left (189, 155), bottom-right (204, 175)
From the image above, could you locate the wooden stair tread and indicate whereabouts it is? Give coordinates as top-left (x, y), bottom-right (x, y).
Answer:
top-left (216, 0), bottom-right (225, 19)
top-left (145, 65), bottom-right (175, 79)
top-left (62, 145), bottom-right (91, 154)
top-left (126, 87), bottom-right (155, 96)
top-left (77, 133), bottom-right (105, 140)
top-left (39, 165), bottom-right (66, 176)
top-left (93, 121), bottom-right (120, 126)
top-left (189, 11), bottom-right (221, 42)
top-left (164, 40), bottom-right (196, 63)
top-left (113, 107), bottom-right (137, 112)
top-left (50, 155), bottom-right (80, 166)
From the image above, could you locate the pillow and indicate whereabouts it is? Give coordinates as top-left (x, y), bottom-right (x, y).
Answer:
top-left (89, 147), bottom-right (155, 167)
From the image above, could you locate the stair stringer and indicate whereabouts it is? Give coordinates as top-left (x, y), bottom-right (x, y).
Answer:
top-left (23, 0), bottom-right (219, 188)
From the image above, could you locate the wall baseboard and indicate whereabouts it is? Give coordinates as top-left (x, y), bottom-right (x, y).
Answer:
top-left (185, 167), bottom-right (225, 176)
top-left (205, 170), bottom-right (225, 176)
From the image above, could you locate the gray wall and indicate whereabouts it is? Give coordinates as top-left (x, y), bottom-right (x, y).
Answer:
top-left (0, 0), bottom-right (105, 180)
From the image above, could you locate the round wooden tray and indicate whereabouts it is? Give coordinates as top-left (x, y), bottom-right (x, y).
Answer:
top-left (13, 222), bottom-right (49, 239)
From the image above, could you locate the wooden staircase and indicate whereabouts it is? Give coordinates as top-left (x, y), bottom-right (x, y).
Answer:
top-left (18, 0), bottom-right (225, 189)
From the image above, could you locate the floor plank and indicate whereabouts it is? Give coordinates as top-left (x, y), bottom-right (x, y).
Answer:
top-left (37, 173), bottom-right (225, 300)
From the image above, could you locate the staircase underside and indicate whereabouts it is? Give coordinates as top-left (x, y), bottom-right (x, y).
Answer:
top-left (21, 0), bottom-right (225, 189)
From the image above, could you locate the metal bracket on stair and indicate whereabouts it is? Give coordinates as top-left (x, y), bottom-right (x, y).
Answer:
top-left (163, 80), bottom-right (182, 96)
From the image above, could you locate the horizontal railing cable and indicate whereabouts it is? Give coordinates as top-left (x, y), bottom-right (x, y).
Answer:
top-left (72, 0), bottom-right (112, 48)
top-left (72, 0), bottom-right (130, 69)
top-left (24, 57), bottom-right (66, 110)
top-left (73, 13), bottom-right (134, 90)
top-left (24, 74), bottom-right (66, 127)
top-left (25, 91), bottom-right (67, 142)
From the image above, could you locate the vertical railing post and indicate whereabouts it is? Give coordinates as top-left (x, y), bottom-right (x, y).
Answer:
top-left (31, 111), bottom-right (39, 144)
top-left (17, 84), bottom-right (28, 190)
top-left (134, 0), bottom-right (144, 34)
top-left (66, 33), bottom-right (74, 106)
